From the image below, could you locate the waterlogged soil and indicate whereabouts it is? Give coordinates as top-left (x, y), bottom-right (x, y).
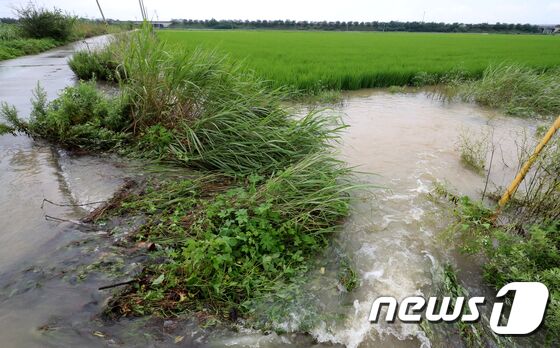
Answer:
top-left (0, 43), bottom-right (543, 347)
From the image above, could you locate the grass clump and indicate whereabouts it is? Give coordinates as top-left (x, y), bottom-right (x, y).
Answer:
top-left (109, 155), bottom-right (351, 316)
top-left (422, 264), bottom-right (514, 347)
top-left (68, 49), bottom-right (120, 81)
top-left (459, 64), bottom-right (560, 117)
top-left (66, 28), bottom-right (345, 174)
top-left (0, 23), bottom-right (20, 41)
top-left (2, 24), bottom-right (355, 323)
top-left (449, 197), bottom-right (559, 343)
top-left (0, 37), bottom-right (58, 60)
top-left (338, 259), bottom-right (359, 292)
top-left (456, 129), bottom-right (489, 174)
top-left (388, 85), bottom-right (407, 94)
top-left (1, 81), bottom-right (129, 150)
top-left (15, 3), bottom-right (75, 41)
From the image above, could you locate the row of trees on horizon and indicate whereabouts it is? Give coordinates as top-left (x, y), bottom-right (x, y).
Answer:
top-left (0, 17), bottom-right (550, 34)
top-left (169, 19), bottom-right (545, 33)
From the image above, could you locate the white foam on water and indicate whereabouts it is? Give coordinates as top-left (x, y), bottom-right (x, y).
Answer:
top-left (363, 269), bottom-right (385, 281)
top-left (385, 193), bottom-right (415, 201)
top-left (381, 214), bottom-right (398, 228)
top-left (409, 179), bottom-right (431, 194)
top-left (409, 207), bottom-right (425, 221)
top-left (311, 302), bottom-right (432, 348)
top-left (310, 302), bottom-right (374, 348)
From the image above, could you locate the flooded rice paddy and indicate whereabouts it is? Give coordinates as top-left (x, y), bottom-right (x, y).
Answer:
top-left (0, 41), bottom-right (539, 347)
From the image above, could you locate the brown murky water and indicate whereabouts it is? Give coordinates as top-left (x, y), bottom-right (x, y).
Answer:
top-left (0, 37), bottom-right (137, 348)
top-left (0, 36), bottom-right (123, 272)
top-left (0, 42), bottom-right (541, 347)
top-left (303, 90), bottom-right (536, 347)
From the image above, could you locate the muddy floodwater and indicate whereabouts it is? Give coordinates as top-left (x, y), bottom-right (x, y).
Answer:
top-left (213, 91), bottom-right (537, 348)
top-left (0, 41), bottom-right (540, 347)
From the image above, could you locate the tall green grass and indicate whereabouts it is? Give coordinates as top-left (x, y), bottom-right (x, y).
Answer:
top-left (458, 64), bottom-right (560, 117)
top-left (0, 24), bottom-right (20, 41)
top-left (0, 37), bottom-right (58, 60)
top-left (0, 21), bottom-right (59, 61)
top-left (159, 30), bottom-right (560, 91)
top-left (67, 27), bottom-right (344, 174)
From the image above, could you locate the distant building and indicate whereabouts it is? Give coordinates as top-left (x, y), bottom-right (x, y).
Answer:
top-left (132, 20), bottom-right (172, 28)
top-left (152, 21), bottom-right (172, 29)
top-left (540, 25), bottom-right (559, 34)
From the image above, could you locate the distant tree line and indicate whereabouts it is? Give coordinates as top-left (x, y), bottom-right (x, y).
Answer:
top-left (168, 19), bottom-right (543, 33)
top-left (0, 17), bottom-right (18, 24)
top-left (0, 16), bottom-right (545, 34)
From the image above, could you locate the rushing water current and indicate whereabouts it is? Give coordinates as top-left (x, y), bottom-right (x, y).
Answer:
top-left (0, 42), bottom-right (540, 347)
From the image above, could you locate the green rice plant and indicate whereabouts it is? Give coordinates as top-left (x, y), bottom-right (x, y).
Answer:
top-left (158, 30), bottom-right (560, 92)
top-left (460, 64), bottom-right (560, 117)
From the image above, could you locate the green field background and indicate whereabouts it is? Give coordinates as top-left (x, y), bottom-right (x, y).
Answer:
top-left (160, 30), bottom-right (560, 90)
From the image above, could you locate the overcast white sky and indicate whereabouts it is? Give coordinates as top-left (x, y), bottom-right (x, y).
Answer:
top-left (1, 0), bottom-right (559, 24)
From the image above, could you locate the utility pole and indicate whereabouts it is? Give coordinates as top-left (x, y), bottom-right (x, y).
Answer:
top-left (95, 0), bottom-right (107, 25)
top-left (497, 115), bottom-right (560, 209)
